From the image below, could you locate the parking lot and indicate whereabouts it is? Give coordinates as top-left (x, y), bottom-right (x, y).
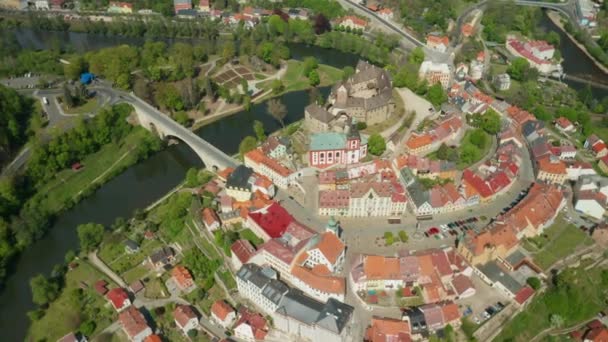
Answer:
top-left (456, 274), bottom-right (511, 326)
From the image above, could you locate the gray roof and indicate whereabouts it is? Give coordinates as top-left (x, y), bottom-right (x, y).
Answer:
top-left (276, 289), bottom-right (353, 335)
top-left (505, 249), bottom-right (527, 267)
top-left (478, 261), bottom-right (524, 295)
top-left (261, 279), bottom-right (289, 305)
top-left (227, 165), bottom-right (254, 191)
top-left (407, 182), bottom-right (429, 207)
top-left (149, 247), bottom-right (174, 264)
top-left (306, 104), bottom-right (334, 124)
top-left (522, 120), bottom-right (544, 138)
top-left (124, 239), bottom-right (139, 250)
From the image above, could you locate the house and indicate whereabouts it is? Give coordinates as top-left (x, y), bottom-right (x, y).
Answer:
top-left (308, 131), bottom-right (368, 169)
top-left (567, 161), bottom-right (597, 181)
top-left (261, 136), bottom-right (289, 159)
top-left (108, 1), bottom-right (133, 13)
top-left (599, 156), bottom-right (608, 174)
top-left (174, 0), bottom-right (192, 13)
top-left (273, 289), bottom-right (354, 342)
top-left (336, 16), bottom-right (368, 31)
top-left (377, 8), bottom-right (394, 21)
top-left (174, 305), bottom-right (199, 334)
top-left (211, 300), bottom-right (236, 328)
top-left (171, 265), bottom-right (195, 291)
top-left (300, 231), bottom-right (345, 273)
top-left (148, 247), bottom-right (175, 271)
top-left (536, 156), bottom-right (567, 185)
top-left (585, 134), bottom-right (608, 158)
top-left (119, 306), bottom-right (153, 342)
top-left (226, 165), bottom-right (255, 201)
top-left (234, 307), bottom-right (270, 341)
top-left (555, 117), bottom-right (575, 133)
top-left (244, 149), bottom-right (292, 190)
top-left (236, 264), bottom-right (289, 314)
top-left (198, 0), bottom-right (209, 12)
top-left (419, 60), bottom-right (452, 89)
top-left (319, 181), bottom-right (407, 218)
top-left (230, 239), bottom-right (256, 270)
top-left (129, 280), bottom-right (145, 294)
top-left (35, 0), bottom-right (49, 10)
top-left (574, 190), bottom-right (606, 220)
top-left (124, 239), bottom-right (140, 254)
top-left (451, 274), bottom-right (476, 299)
top-left (505, 37), bottom-right (560, 74)
top-left (364, 316), bottom-right (411, 342)
top-left (202, 207), bottom-right (221, 232)
top-left (305, 104), bottom-right (335, 133)
top-left (494, 73), bottom-right (511, 91)
top-left (426, 35), bottom-right (449, 53)
top-left (94, 280), bottom-right (109, 295)
top-left (551, 145), bottom-right (577, 160)
top-left (106, 288), bottom-right (131, 312)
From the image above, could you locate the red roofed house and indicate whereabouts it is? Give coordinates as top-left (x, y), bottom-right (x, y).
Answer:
top-left (426, 35), bottom-right (449, 53)
top-left (461, 23), bottom-right (474, 37)
top-left (202, 207), bottom-right (221, 232)
top-left (336, 16), bottom-right (368, 30)
top-left (211, 300), bottom-right (236, 328)
top-left (171, 265), bottom-right (195, 292)
top-left (230, 239), bottom-right (256, 270)
top-left (364, 316), bottom-right (411, 342)
top-left (555, 117), bottom-right (575, 133)
top-left (144, 335), bottom-right (162, 342)
top-left (106, 287), bottom-right (131, 312)
top-left (246, 202), bottom-right (294, 241)
top-left (441, 302), bottom-right (461, 327)
top-left (234, 307), bottom-right (270, 341)
top-left (119, 306), bottom-right (153, 342)
top-left (244, 148), bottom-right (291, 190)
top-left (536, 156), bottom-right (567, 185)
top-left (198, 0), bottom-right (209, 12)
top-left (301, 231), bottom-right (345, 273)
top-left (514, 286), bottom-right (535, 306)
top-left (95, 279), bottom-right (109, 295)
top-left (378, 8), bottom-right (394, 21)
top-left (585, 326), bottom-right (608, 342)
top-left (450, 274), bottom-right (476, 299)
top-left (174, 305), bottom-right (199, 334)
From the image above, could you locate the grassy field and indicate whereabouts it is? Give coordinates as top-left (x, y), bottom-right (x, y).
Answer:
top-left (263, 60), bottom-right (344, 93)
top-left (522, 215), bottom-right (594, 270)
top-left (495, 263), bottom-right (607, 341)
top-left (238, 228), bottom-right (264, 248)
top-left (61, 97), bottom-right (99, 114)
top-left (144, 277), bottom-right (170, 299)
top-left (102, 237), bottom-right (161, 275)
top-left (27, 261), bottom-right (116, 341)
top-left (32, 128), bottom-right (151, 214)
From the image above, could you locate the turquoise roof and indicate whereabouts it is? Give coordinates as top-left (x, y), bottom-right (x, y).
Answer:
top-left (310, 132), bottom-right (347, 151)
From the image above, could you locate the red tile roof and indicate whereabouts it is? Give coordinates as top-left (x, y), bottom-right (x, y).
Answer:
top-left (144, 335), bottom-right (162, 342)
top-left (107, 288), bottom-right (129, 309)
top-left (211, 300), bottom-right (235, 321)
top-left (202, 208), bottom-right (220, 227)
top-left (586, 327), bottom-right (608, 342)
top-left (95, 279), bottom-right (108, 295)
top-left (514, 286), bottom-right (535, 305)
top-left (174, 305), bottom-right (198, 328)
top-left (119, 306), bottom-right (149, 339)
top-left (248, 202), bottom-right (294, 238)
top-left (365, 317), bottom-right (411, 342)
top-left (235, 307), bottom-right (269, 340)
top-left (171, 266), bottom-right (194, 289)
top-left (462, 169), bottom-right (493, 198)
top-left (311, 232), bottom-right (345, 264)
top-left (230, 239), bottom-right (256, 264)
top-left (555, 117), bottom-right (573, 129)
top-left (441, 302), bottom-right (461, 323)
top-left (291, 265), bottom-right (345, 295)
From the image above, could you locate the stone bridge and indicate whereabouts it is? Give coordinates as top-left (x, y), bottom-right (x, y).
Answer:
top-left (127, 93), bottom-right (238, 171)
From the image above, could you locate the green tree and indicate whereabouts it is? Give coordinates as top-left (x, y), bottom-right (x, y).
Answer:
top-left (526, 276), bottom-right (541, 290)
top-left (507, 57), bottom-right (531, 81)
top-left (303, 57), bottom-right (319, 77)
top-left (308, 69), bottom-right (320, 86)
top-left (342, 66), bottom-right (355, 80)
top-left (408, 47), bottom-right (425, 65)
top-left (368, 133), bottom-right (386, 156)
top-left (253, 120), bottom-right (266, 142)
top-left (239, 136), bottom-right (258, 157)
top-left (426, 84), bottom-right (447, 107)
top-left (30, 274), bottom-right (59, 306)
top-left (459, 144), bottom-right (480, 165)
top-left (481, 109), bottom-right (502, 134)
top-left (436, 143), bottom-right (450, 160)
top-left (80, 320), bottom-right (96, 336)
top-left (62, 84), bottom-right (75, 108)
top-left (64, 55), bottom-right (86, 80)
top-left (271, 79), bottom-right (285, 95)
top-left (267, 98), bottom-right (287, 127)
top-left (469, 129), bottom-right (487, 148)
top-left (77, 223), bottom-right (104, 252)
top-left (268, 15), bottom-right (288, 35)
top-left (155, 84), bottom-right (184, 112)
top-left (185, 168), bottom-right (199, 187)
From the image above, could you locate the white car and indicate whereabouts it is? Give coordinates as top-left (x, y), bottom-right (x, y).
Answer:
top-left (440, 224), bottom-right (449, 232)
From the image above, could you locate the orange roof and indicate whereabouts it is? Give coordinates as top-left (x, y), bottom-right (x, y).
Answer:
top-left (211, 300), bottom-right (234, 320)
top-left (424, 284), bottom-right (441, 303)
top-left (217, 167), bottom-right (234, 181)
top-left (339, 15), bottom-right (367, 27)
top-left (461, 23), bottom-right (474, 36)
top-left (465, 224), bottom-right (519, 256)
top-left (441, 302), bottom-right (460, 323)
top-left (174, 305), bottom-right (197, 328)
top-left (427, 35), bottom-right (449, 46)
top-left (291, 265), bottom-right (345, 294)
top-left (202, 207), bottom-right (220, 226)
top-left (171, 266), bottom-right (193, 288)
top-left (312, 232), bottom-right (345, 264)
top-left (537, 156), bottom-right (567, 175)
top-left (406, 134), bottom-right (434, 149)
top-left (364, 255), bottom-right (401, 280)
top-left (245, 149), bottom-right (292, 177)
top-left (418, 254), bottom-right (435, 277)
top-left (365, 317), bottom-right (411, 342)
top-left (144, 335), bottom-right (162, 342)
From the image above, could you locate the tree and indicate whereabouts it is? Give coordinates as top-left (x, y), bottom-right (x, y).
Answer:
top-left (30, 274), bottom-right (59, 306)
top-left (239, 136), bottom-right (257, 157)
top-left (267, 98), bottom-right (287, 127)
top-left (271, 79), bottom-right (284, 95)
top-left (368, 133), bottom-right (386, 156)
top-left (459, 144), bottom-right (480, 165)
top-left (64, 55), bottom-right (86, 80)
top-left (133, 78), bottom-right (151, 102)
top-left (507, 57), bottom-right (530, 81)
top-left (408, 47), bottom-right (425, 65)
top-left (80, 320), bottom-right (96, 336)
top-left (550, 314), bottom-right (564, 328)
top-left (308, 69), bottom-right (320, 86)
top-left (187, 329), bottom-right (198, 338)
top-left (253, 120), bottom-right (266, 142)
top-left (342, 66), bottom-right (355, 81)
top-left (241, 78), bottom-right (249, 94)
top-left (303, 57), bottom-right (319, 77)
top-left (527, 276), bottom-right (541, 290)
top-left (64, 249), bottom-right (76, 263)
top-left (62, 84), bottom-right (75, 108)
top-left (469, 129), bottom-right (487, 149)
top-left (77, 223), bottom-right (104, 252)
top-left (155, 84), bottom-right (184, 112)
top-left (313, 14), bottom-right (331, 34)
top-left (185, 168), bottom-right (199, 187)
top-left (426, 84), bottom-right (447, 107)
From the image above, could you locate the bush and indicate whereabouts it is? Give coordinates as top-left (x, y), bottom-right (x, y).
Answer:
top-left (526, 276), bottom-right (541, 290)
top-left (398, 230), bottom-right (409, 243)
top-left (356, 122), bottom-right (367, 130)
top-left (384, 231), bottom-right (394, 245)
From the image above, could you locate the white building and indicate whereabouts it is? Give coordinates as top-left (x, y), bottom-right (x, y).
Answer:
top-left (419, 60), bottom-right (452, 89)
top-left (210, 300), bottom-right (236, 328)
top-left (173, 305), bottom-right (199, 335)
top-left (574, 192), bottom-right (606, 220)
top-left (244, 149), bottom-right (293, 189)
top-left (236, 264), bottom-right (289, 314)
top-left (35, 0), bottom-right (49, 10)
top-left (494, 73), bottom-right (511, 91)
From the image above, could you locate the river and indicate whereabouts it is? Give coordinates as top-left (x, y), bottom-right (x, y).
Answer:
top-left (0, 31), bottom-right (347, 340)
top-left (1, 20), bottom-right (605, 339)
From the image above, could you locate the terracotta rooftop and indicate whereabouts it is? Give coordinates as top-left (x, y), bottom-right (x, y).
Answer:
top-left (291, 265), bottom-right (346, 295)
top-left (310, 232), bottom-right (345, 264)
top-left (365, 316), bottom-right (411, 342)
top-left (174, 305), bottom-right (198, 328)
top-left (119, 306), bottom-right (149, 339)
top-left (211, 300), bottom-right (234, 321)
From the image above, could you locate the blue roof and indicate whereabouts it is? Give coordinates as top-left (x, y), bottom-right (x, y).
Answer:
top-left (310, 132), bottom-right (347, 151)
top-left (80, 73), bottom-right (94, 84)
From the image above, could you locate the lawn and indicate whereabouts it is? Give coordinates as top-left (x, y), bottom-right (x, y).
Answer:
top-left (186, 284), bottom-right (226, 316)
top-left (219, 269), bottom-right (237, 290)
top-left (272, 60), bottom-right (344, 93)
top-left (457, 129), bottom-right (493, 170)
top-left (27, 261), bottom-right (116, 341)
top-left (494, 265), bottom-right (608, 342)
top-left (144, 277), bottom-right (170, 299)
top-left (522, 216), bottom-right (594, 270)
top-left (238, 228), bottom-right (264, 248)
top-left (32, 128), bottom-right (152, 214)
top-left (61, 97), bottom-right (99, 114)
top-left (109, 238), bottom-right (162, 275)
top-left (98, 232), bottom-right (128, 264)
top-left (122, 264), bottom-right (150, 284)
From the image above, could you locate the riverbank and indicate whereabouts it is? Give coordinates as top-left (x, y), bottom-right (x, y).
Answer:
top-left (547, 11), bottom-right (608, 76)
